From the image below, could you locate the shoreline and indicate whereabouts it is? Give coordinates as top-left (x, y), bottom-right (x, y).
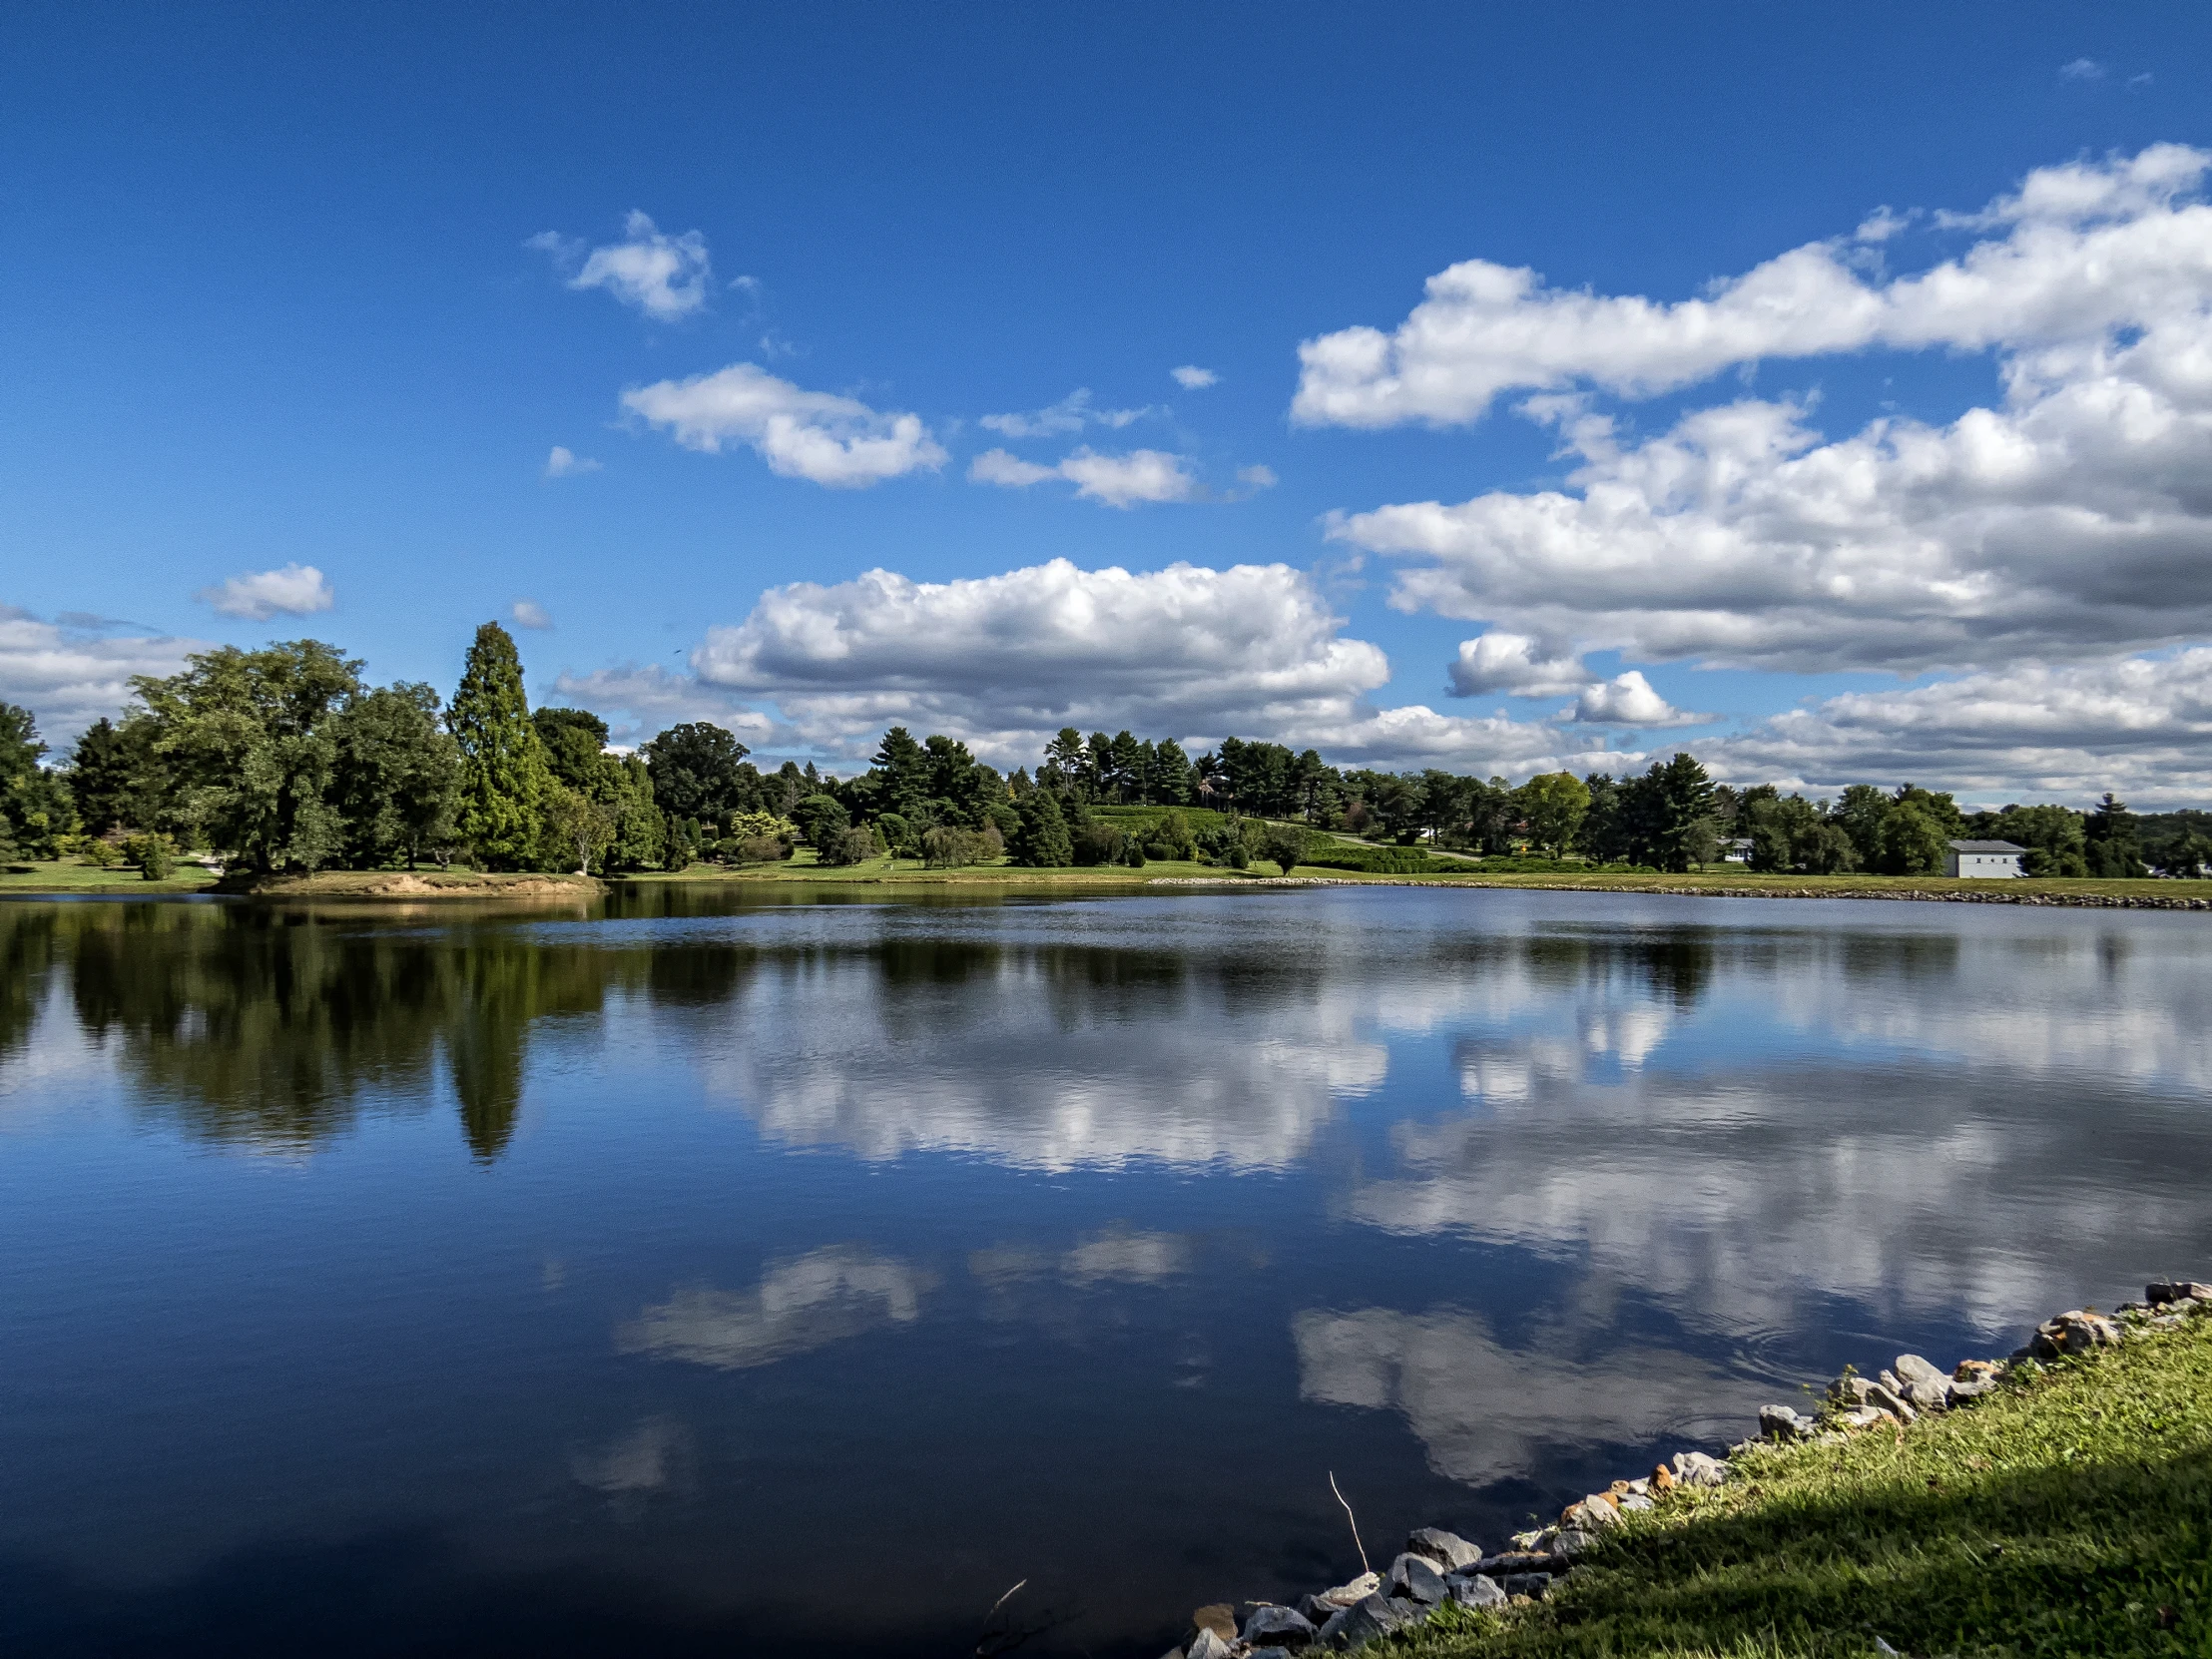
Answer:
top-left (1156, 1277), bottom-right (2212, 1656)
top-left (8, 859), bottom-right (2212, 910)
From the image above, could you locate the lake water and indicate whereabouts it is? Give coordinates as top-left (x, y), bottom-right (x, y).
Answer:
top-left (4, 884), bottom-right (2210, 1656)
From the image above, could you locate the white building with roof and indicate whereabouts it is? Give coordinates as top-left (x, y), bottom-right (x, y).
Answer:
top-left (1946, 838), bottom-right (2026, 878)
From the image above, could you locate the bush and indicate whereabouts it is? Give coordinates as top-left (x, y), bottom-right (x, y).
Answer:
top-left (78, 835), bottom-right (124, 868)
top-left (123, 832), bottom-right (175, 880)
top-left (921, 825), bottom-right (1003, 868)
top-left (732, 835), bottom-right (791, 863)
top-left (1262, 824), bottom-right (1309, 874)
top-left (1069, 822), bottom-right (1126, 866)
top-left (816, 825), bottom-right (880, 867)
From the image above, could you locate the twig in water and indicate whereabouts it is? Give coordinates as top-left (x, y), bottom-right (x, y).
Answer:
top-left (986, 1579), bottom-right (1028, 1619)
top-left (1329, 1470), bottom-right (1371, 1576)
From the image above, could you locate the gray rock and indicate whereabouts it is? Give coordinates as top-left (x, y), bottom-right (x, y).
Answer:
top-left (1191, 1605), bottom-right (1238, 1643)
top-left (2147, 1280), bottom-right (2212, 1305)
top-left (1187, 1629), bottom-right (1234, 1659)
top-left (1836, 1405), bottom-right (1888, 1431)
top-left (1670, 1450), bottom-right (1729, 1486)
top-left (1445, 1572), bottom-right (1506, 1609)
top-left (1403, 1526), bottom-right (1482, 1571)
top-left (1551, 1528), bottom-right (1596, 1561)
top-left (1501, 1572), bottom-right (1552, 1599)
top-left (1899, 1378), bottom-right (1950, 1412)
top-left (1312, 1572), bottom-right (1380, 1611)
top-left (1325, 1594), bottom-right (1422, 1651)
top-left (1759, 1403), bottom-right (1817, 1441)
top-left (1243, 1604), bottom-right (1318, 1651)
top-left (2030, 1310), bottom-right (2121, 1358)
top-left (1863, 1382), bottom-right (1917, 1423)
top-left (1947, 1377), bottom-right (1998, 1401)
top-left (1894, 1354), bottom-right (1950, 1390)
top-left (1477, 1551), bottom-right (1557, 1576)
top-left (1386, 1551), bottom-right (1448, 1606)
top-left (1617, 1491), bottom-right (1654, 1511)
top-left (1561, 1495), bottom-right (1621, 1530)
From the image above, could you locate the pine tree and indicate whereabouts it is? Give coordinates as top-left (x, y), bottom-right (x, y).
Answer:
top-left (447, 622), bottom-right (551, 869)
top-left (1009, 790), bottom-right (1072, 866)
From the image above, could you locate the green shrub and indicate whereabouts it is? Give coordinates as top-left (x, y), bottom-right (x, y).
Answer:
top-left (123, 832), bottom-right (175, 880)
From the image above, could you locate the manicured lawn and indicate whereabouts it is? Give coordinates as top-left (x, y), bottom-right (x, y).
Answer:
top-left (0, 857), bottom-right (218, 894)
top-left (1387, 1311), bottom-right (2212, 1658)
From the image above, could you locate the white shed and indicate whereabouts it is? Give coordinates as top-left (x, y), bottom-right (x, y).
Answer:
top-left (1946, 838), bottom-right (2026, 878)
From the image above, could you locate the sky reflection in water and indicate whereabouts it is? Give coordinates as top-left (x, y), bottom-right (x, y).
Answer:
top-left (2, 886), bottom-right (2209, 1656)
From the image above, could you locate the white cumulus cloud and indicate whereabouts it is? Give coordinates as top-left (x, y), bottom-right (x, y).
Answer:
top-left (1294, 143), bottom-right (2212, 428)
top-left (1445, 632), bottom-right (1593, 698)
top-left (1706, 647), bottom-right (2212, 805)
top-left (548, 558), bottom-right (1626, 772)
top-left (624, 362), bottom-right (946, 488)
top-left (0, 607), bottom-right (201, 746)
top-left (529, 210), bottom-right (711, 321)
top-left (194, 563), bottom-right (335, 622)
top-left (1319, 146), bottom-right (2212, 684)
top-left (543, 445), bottom-right (600, 478)
top-left (1171, 365), bottom-right (1219, 389)
top-left (1571, 671), bottom-right (1704, 727)
top-left (510, 599), bottom-right (554, 631)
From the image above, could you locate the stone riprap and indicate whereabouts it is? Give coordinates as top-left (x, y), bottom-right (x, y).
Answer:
top-left (1153, 1279), bottom-right (2211, 1655)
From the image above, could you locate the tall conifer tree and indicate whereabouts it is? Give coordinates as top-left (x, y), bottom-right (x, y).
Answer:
top-left (447, 622), bottom-right (550, 868)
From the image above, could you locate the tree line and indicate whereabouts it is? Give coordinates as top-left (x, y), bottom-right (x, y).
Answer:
top-left (0, 623), bottom-right (2193, 878)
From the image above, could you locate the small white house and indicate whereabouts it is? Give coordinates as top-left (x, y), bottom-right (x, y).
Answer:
top-left (1946, 838), bottom-right (2026, 878)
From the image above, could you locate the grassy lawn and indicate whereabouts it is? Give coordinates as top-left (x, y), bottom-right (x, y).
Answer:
top-left (623, 849), bottom-right (1261, 885)
top-left (0, 857), bottom-right (219, 895)
top-left (1384, 1311), bottom-right (2212, 1658)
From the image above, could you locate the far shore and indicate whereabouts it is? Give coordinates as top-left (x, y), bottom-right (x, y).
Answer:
top-left (8, 853), bottom-right (2212, 909)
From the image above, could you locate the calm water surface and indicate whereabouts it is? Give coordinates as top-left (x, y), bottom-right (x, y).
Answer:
top-left (4, 885), bottom-right (2211, 1655)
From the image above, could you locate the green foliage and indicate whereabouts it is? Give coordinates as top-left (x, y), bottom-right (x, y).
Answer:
top-left (131, 640), bottom-right (362, 874)
top-left (64, 716), bottom-right (155, 836)
top-left (1878, 802), bottom-right (1951, 874)
top-left (2085, 793), bottom-right (2148, 878)
top-left (795, 793), bottom-right (850, 849)
top-left (330, 682), bottom-right (460, 867)
top-left (1261, 822), bottom-right (1310, 873)
top-left (1303, 843), bottom-right (1464, 874)
top-left (1515, 771), bottom-right (1591, 856)
top-left (639, 721), bottom-right (752, 823)
top-left (530, 706), bottom-right (610, 791)
top-left (447, 623), bottom-right (551, 870)
top-left (0, 703), bottom-right (73, 859)
top-left (1009, 790), bottom-right (1072, 866)
top-left (815, 824), bottom-right (880, 866)
top-left (1069, 819), bottom-right (1127, 866)
top-left (920, 824), bottom-right (1003, 868)
top-left (1980, 802), bottom-right (2089, 876)
top-left (123, 831), bottom-right (175, 880)
top-left (540, 783), bottom-right (614, 873)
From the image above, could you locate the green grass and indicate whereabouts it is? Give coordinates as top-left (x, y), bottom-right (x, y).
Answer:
top-left (1382, 1311), bottom-right (2212, 1658)
top-left (623, 848), bottom-right (1251, 885)
top-left (0, 856), bottom-right (218, 894)
top-left (1383, 869), bottom-right (2212, 902)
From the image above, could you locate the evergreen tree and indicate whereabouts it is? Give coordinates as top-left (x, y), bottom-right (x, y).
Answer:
top-left (871, 726), bottom-right (930, 818)
top-left (65, 716), bottom-right (154, 835)
top-left (2084, 793), bottom-right (2147, 877)
top-left (531, 707), bottom-right (611, 790)
top-left (1, 703), bottom-right (76, 859)
top-left (1009, 789), bottom-right (1072, 866)
top-left (447, 622), bottom-right (551, 869)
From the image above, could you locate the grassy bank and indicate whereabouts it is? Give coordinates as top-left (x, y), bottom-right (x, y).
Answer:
top-left (1391, 1311), bottom-right (2212, 1658)
top-left (0, 857), bottom-right (218, 894)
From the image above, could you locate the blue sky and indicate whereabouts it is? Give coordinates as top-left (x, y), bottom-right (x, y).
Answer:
top-left (8, 3), bottom-right (2212, 801)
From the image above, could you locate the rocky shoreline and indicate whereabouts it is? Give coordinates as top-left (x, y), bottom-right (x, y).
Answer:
top-left (1158, 1278), bottom-right (2212, 1657)
top-left (1148, 875), bottom-right (2212, 909)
